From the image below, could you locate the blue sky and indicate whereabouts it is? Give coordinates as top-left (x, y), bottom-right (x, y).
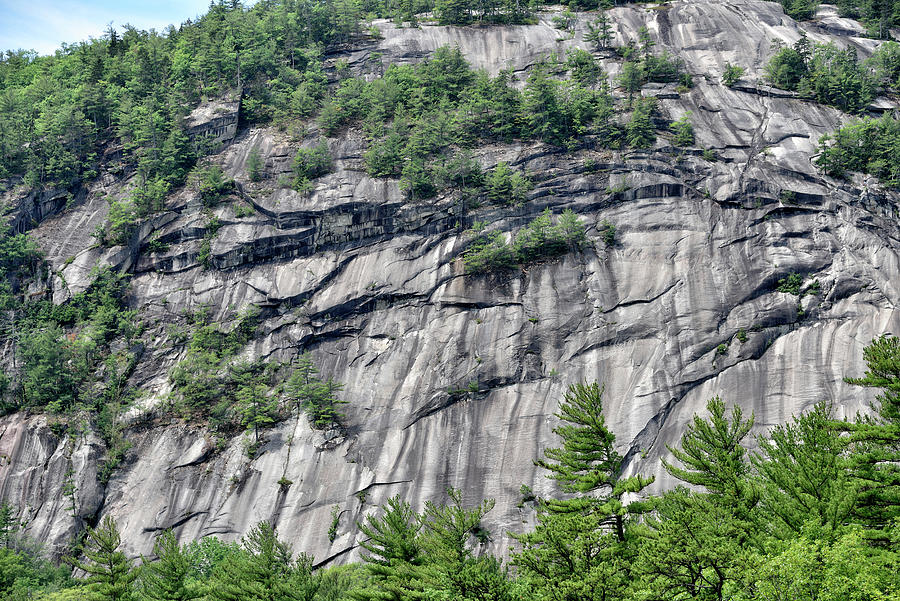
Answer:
top-left (0, 0), bottom-right (215, 55)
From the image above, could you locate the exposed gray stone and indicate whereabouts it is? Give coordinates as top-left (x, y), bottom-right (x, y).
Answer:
top-left (0, 0), bottom-right (896, 565)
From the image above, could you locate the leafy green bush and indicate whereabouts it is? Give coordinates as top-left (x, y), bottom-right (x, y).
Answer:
top-left (100, 178), bottom-right (170, 247)
top-left (626, 97), bottom-right (657, 148)
top-left (7, 269), bottom-right (138, 416)
top-left (435, 151), bottom-right (484, 192)
top-left (722, 63), bottom-right (745, 87)
top-left (817, 114), bottom-right (900, 183)
top-left (169, 305), bottom-right (287, 434)
top-left (775, 0), bottom-right (819, 20)
top-left (364, 129), bottom-right (405, 177)
top-left (463, 209), bottom-right (586, 274)
top-left (0, 232), bottom-right (42, 287)
top-left (765, 37), bottom-right (810, 91)
top-left (292, 142), bottom-right (332, 192)
top-left (485, 163), bottom-right (531, 205)
top-left (776, 272), bottom-right (804, 295)
top-left (801, 43), bottom-right (874, 113)
top-left (671, 112), bottom-right (694, 147)
top-left (599, 219), bottom-right (616, 246)
top-left (195, 164), bottom-right (235, 207)
top-left (643, 51), bottom-right (685, 84)
top-left (463, 230), bottom-right (516, 274)
top-left (766, 36), bottom-right (875, 113)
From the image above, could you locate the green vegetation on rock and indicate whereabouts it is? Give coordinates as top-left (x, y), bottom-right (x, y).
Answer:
top-left (463, 209), bottom-right (586, 273)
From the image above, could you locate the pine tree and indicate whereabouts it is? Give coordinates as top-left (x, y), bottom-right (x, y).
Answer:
top-left (208, 522), bottom-right (317, 601)
top-left (635, 488), bottom-right (751, 601)
top-left (753, 402), bottom-right (856, 537)
top-left (286, 353), bottom-right (347, 429)
top-left (246, 147), bottom-right (263, 182)
top-left (234, 375), bottom-right (276, 445)
top-left (671, 112), bottom-right (694, 147)
top-left (514, 383), bottom-right (653, 600)
top-left (534, 382), bottom-right (653, 529)
top-left (625, 97), bottom-right (656, 148)
top-left (141, 530), bottom-right (202, 601)
top-left (617, 61), bottom-right (644, 105)
top-left (417, 489), bottom-right (507, 600)
top-left (662, 396), bottom-right (756, 512)
top-left (354, 496), bottom-right (423, 601)
top-left (584, 13), bottom-right (613, 50)
top-left (70, 516), bottom-right (136, 601)
top-left (356, 490), bottom-right (510, 601)
top-left (0, 503), bottom-right (18, 550)
top-left (844, 334), bottom-right (900, 535)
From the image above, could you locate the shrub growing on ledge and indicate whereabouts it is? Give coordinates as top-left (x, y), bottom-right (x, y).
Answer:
top-left (485, 162), bottom-right (531, 205)
top-left (817, 114), bottom-right (900, 184)
top-left (463, 209), bottom-right (586, 274)
top-left (292, 141), bottom-right (332, 192)
top-left (765, 35), bottom-right (878, 114)
top-left (722, 63), bottom-right (745, 87)
top-left (671, 113), bottom-right (694, 147)
top-left (285, 352), bottom-right (347, 429)
top-left (194, 164), bottom-right (235, 207)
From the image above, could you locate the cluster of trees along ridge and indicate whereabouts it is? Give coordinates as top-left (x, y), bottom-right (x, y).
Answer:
top-left (2, 0), bottom-right (900, 598)
top-left (1, 336), bottom-right (899, 599)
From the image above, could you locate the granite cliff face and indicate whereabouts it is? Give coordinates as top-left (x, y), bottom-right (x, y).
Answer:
top-left (1, 0), bottom-right (897, 563)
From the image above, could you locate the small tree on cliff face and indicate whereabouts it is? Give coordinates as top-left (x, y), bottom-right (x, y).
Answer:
top-left (285, 352), bottom-right (347, 429)
top-left (70, 516), bottom-right (135, 601)
top-left (246, 147), bottom-right (263, 182)
top-left (513, 383), bottom-right (654, 600)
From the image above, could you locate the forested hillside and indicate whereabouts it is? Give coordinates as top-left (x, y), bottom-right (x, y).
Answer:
top-left (1, 0), bottom-right (900, 599)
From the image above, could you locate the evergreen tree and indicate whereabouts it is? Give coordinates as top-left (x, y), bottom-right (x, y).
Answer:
top-left (753, 403), bottom-right (856, 537)
top-left (208, 522), bottom-right (317, 601)
top-left (246, 147), bottom-right (264, 182)
top-left (617, 61), bottom-right (644, 105)
top-left (584, 13), bottom-right (613, 50)
top-left (514, 383), bottom-right (653, 600)
top-left (285, 352), bottom-right (348, 429)
top-left (844, 334), bottom-right (900, 535)
top-left (20, 325), bottom-right (78, 411)
top-left (535, 382), bottom-right (654, 522)
top-left (232, 362), bottom-right (277, 445)
top-left (522, 66), bottom-right (565, 145)
top-left (435, 0), bottom-right (472, 25)
top-left (635, 488), bottom-right (751, 601)
top-left (671, 112), bottom-right (694, 147)
top-left (70, 516), bottom-right (136, 601)
top-left (625, 97), bottom-right (656, 148)
top-left (140, 530), bottom-right (202, 601)
top-left (355, 496), bottom-right (424, 601)
top-left (662, 396), bottom-right (756, 512)
top-left (417, 489), bottom-right (506, 600)
top-left (0, 502), bottom-right (18, 550)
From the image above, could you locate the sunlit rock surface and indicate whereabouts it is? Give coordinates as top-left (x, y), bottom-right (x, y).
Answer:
top-left (0, 1), bottom-right (895, 562)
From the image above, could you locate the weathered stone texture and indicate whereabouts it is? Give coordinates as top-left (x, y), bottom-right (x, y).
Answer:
top-left (0, 0), bottom-right (895, 563)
